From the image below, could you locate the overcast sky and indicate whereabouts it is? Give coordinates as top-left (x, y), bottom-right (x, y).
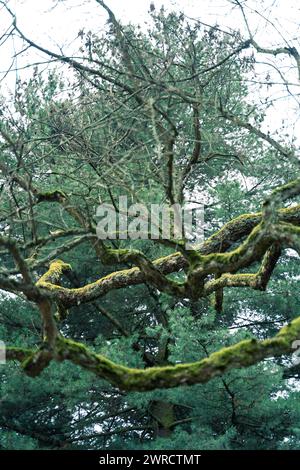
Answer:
top-left (5, 0), bottom-right (298, 45)
top-left (2, 0), bottom-right (299, 64)
top-left (1, 1), bottom-right (299, 76)
top-left (0, 0), bottom-right (299, 139)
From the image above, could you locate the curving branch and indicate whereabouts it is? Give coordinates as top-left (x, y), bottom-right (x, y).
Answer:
top-left (204, 243), bottom-right (282, 295)
top-left (232, 0), bottom-right (300, 81)
top-left (5, 315), bottom-right (300, 391)
top-left (219, 106), bottom-right (298, 164)
top-left (21, 202), bottom-right (300, 307)
top-left (1, 174), bottom-right (300, 390)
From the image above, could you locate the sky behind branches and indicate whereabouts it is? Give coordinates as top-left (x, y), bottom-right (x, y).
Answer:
top-left (0, 0), bottom-right (300, 141)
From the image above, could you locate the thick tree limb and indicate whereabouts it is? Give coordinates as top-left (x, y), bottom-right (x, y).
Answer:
top-left (26, 204), bottom-right (300, 306)
top-left (5, 315), bottom-right (300, 391)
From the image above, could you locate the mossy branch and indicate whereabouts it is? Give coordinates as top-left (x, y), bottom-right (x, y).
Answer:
top-left (5, 316), bottom-right (300, 391)
top-left (204, 243), bottom-right (282, 294)
top-left (35, 206), bottom-right (300, 306)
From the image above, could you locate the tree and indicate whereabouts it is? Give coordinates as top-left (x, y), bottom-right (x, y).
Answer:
top-left (0, 0), bottom-right (300, 449)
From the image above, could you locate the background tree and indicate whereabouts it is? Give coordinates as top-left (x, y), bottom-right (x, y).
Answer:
top-left (0, 0), bottom-right (300, 449)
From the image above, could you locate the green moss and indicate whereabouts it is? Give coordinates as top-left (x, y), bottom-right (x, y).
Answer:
top-left (6, 347), bottom-right (34, 362)
top-left (21, 349), bottom-right (53, 377)
top-left (191, 222), bottom-right (271, 275)
top-left (272, 178), bottom-right (300, 197)
top-left (208, 338), bottom-right (260, 369)
top-left (101, 248), bottom-right (140, 264)
top-left (5, 314), bottom-right (300, 389)
top-left (37, 189), bottom-right (67, 203)
top-left (276, 316), bottom-right (300, 345)
top-left (47, 314), bottom-right (300, 391)
top-left (37, 259), bottom-right (72, 286)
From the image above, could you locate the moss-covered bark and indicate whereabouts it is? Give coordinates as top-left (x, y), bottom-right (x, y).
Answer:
top-left (36, 214), bottom-right (300, 305)
top-left (2, 181), bottom-right (300, 391)
top-left (5, 315), bottom-right (300, 391)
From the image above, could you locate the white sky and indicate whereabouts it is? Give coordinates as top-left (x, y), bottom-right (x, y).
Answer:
top-left (1, 0), bottom-right (299, 71)
top-left (0, 0), bottom-right (300, 140)
top-left (4, 0), bottom-right (298, 47)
